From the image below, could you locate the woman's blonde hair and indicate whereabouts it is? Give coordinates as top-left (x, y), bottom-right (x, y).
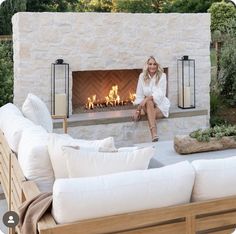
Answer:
top-left (143, 56), bottom-right (163, 85)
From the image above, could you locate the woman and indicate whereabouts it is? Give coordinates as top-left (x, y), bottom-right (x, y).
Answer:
top-left (133, 56), bottom-right (170, 142)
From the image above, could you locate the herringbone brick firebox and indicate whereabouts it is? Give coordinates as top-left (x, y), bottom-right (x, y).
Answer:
top-left (72, 69), bottom-right (141, 113)
top-left (72, 68), bottom-right (168, 113)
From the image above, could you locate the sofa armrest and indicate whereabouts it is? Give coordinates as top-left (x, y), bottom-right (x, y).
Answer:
top-left (51, 115), bottom-right (67, 133)
top-left (22, 181), bottom-right (57, 232)
top-left (22, 181), bottom-right (41, 200)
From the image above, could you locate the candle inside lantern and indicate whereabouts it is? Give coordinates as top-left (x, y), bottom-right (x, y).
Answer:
top-left (55, 93), bottom-right (67, 115)
top-left (179, 86), bottom-right (191, 108)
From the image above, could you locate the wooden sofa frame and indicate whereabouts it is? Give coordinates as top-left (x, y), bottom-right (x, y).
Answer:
top-left (1, 130), bottom-right (236, 234)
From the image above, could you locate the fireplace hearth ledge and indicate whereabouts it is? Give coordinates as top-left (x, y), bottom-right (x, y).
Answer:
top-left (53, 107), bottom-right (208, 146)
top-left (53, 108), bottom-right (208, 128)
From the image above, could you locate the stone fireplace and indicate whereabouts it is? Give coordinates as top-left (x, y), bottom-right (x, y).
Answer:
top-left (12, 12), bottom-right (211, 144)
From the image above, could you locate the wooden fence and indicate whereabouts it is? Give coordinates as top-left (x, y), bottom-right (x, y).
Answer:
top-left (0, 35), bottom-right (12, 41)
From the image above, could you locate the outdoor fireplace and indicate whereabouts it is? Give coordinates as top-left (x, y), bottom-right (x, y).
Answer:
top-left (72, 69), bottom-right (142, 113)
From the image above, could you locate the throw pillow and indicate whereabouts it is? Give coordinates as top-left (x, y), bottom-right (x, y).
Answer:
top-left (48, 133), bottom-right (116, 178)
top-left (18, 125), bottom-right (54, 192)
top-left (1, 114), bottom-right (34, 152)
top-left (22, 93), bottom-right (53, 133)
top-left (63, 146), bottom-right (155, 177)
top-left (0, 103), bottom-right (22, 130)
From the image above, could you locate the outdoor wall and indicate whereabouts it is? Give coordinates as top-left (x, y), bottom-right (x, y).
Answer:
top-left (12, 12), bottom-right (211, 115)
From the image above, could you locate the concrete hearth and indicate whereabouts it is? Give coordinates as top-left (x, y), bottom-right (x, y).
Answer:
top-left (53, 108), bottom-right (208, 146)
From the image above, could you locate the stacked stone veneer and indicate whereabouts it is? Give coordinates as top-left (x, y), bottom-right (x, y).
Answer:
top-left (12, 12), bottom-right (211, 144)
top-left (53, 115), bottom-right (208, 146)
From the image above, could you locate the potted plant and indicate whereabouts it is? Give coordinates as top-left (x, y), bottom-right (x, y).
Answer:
top-left (174, 125), bottom-right (236, 154)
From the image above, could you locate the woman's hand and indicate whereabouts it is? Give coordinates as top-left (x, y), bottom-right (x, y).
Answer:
top-left (146, 96), bottom-right (153, 101)
top-left (140, 96), bottom-right (153, 107)
top-left (132, 109), bottom-right (141, 122)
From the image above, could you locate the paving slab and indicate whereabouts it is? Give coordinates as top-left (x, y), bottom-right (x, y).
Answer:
top-left (137, 140), bottom-right (236, 167)
top-left (0, 198), bottom-right (7, 234)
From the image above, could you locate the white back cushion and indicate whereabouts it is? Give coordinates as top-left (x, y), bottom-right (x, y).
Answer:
top-left (192, 156), bottom-right (236, 202)
top-left (64, 146), bottom-right (154, 177)
top-left (52, 161), bottom-right (195, 224)
top-left (48, 133), bottom-right (116, 178)
top-left (0, 103), bottom-right (22, 130)
top-left (1, 115), bottom-right (34, 152)
top-left (18, 126), bottom-right (54, 192)
top-left (22, 93), bottom-right (53, 133)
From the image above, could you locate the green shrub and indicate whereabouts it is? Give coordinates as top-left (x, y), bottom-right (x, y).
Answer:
top-left (218, 38), bottom-right (236, 106)
top-left (210, 92), bottom-right (220, 115)
top-left (208, 1), bottom-right (236, 33)
top-left (0, 41), bottom-right (13, 107)
top-left (112, 0), bottom-right (155, 13)
top-left (163, 0), bottom-right (221, 13)
top-left (210, 116), bottom-right (227, 127)
top-left (190, 125), bottom-right (236, 142)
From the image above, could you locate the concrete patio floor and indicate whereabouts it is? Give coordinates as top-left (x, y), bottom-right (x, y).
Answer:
top-left (136, 140), bottom-right (236, 168)
top-left (0, 140), bottom-right (236, 234)
top-left (0, 196), bottom-right (7, 234)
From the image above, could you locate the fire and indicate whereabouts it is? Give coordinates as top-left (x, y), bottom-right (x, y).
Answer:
top-left (86, 95), bottom-right (96, 109)
top-left (85, 85), bottom-right (136, 110)
top-left (105, 85), bottom-right (120, 106)
top-left (129, 92), bottom-right (136, 104)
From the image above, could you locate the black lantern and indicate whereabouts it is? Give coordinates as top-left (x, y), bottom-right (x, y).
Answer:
top-left (51, 59), bottom-right (69, 117)
top-left (177, 56), bottom-right (195, 109)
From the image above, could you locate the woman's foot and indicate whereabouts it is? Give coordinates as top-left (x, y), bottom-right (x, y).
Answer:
top-left (150, 126), bottom-right (158, 142)
top-left (152, 136), bottom-right (159, 142)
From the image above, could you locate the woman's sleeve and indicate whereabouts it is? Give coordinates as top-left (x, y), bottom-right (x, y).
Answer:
top-left (152, 73), bottom-right (167, 106)
top-left (133, 74), bottom-right (144, 105)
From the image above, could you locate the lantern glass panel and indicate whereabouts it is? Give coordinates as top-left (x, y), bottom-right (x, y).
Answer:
top-left (177, 58), bottom-right (195, 109)
top-left (51, 63), bottom-right (69, 117)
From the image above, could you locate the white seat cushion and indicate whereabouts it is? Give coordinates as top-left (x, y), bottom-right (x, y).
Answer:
top-left (22, 93), bottom-right (53, 133)
top-left (18, 126), bottom-right (54, 192)
top-left (0, 114), bottom-right (34, 152)
top-left (52, 161), bottom-right (195, 224)
top-left (48, 133), bottom-right (116, 178)
top-left (64, 146), bottom-right (154, 177)
top-left (192, 156), bottom-right (236, 202)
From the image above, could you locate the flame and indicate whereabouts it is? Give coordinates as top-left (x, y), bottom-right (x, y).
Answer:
top-left (86, 95), bottom-right (96, 109)
top-left (105, 85), bottom-right (120, 106)
top-left (85, 85), bottom-right (136, 110)
top-left (129, 92), bottom-right (136, 103)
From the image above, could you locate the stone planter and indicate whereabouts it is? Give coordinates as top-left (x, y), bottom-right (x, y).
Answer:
top-left (174, 135), bottom-right (236, 154)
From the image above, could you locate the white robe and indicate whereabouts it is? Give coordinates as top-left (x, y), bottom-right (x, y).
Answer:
top-left (133, 72), bottom-right (170, 117)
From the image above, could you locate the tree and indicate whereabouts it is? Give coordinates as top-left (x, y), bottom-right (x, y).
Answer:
top-left (208, 1), bottom-right (236, 33)
top-left (86, 0), bottom-right (113, 12)
top-left (0, 41), bottom-right (13, 106)
top-left (0, 0), bottom-right (26, 35)
top-left (208, 1), bottom-right (236, 79)
top-left (162, 0), bottom-right (221, 13)
top-left (112, 0), bottom-right (155, 13)
top-left (26, 0), bottom-right (78, 12)
top-left (218, 18), bottom-right (236, 106)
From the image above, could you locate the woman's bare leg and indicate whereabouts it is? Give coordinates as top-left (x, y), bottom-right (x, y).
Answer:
top-left (144, 100), bottom-right (157, 140)
top-left (142, 100), bottom-right (164, 141)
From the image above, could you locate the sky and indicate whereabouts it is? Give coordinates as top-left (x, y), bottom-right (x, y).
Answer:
top-left (0, 0), bottom-right (5, 5)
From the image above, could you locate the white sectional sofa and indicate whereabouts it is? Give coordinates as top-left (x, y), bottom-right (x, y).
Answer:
top-left (1, 99), bottom-right (236, 234)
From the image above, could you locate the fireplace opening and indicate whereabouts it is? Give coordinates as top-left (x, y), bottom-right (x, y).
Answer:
top-left (72, 69), bottom-right (141, 113)
top-left (72, 68), bottom-right (168, 114)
